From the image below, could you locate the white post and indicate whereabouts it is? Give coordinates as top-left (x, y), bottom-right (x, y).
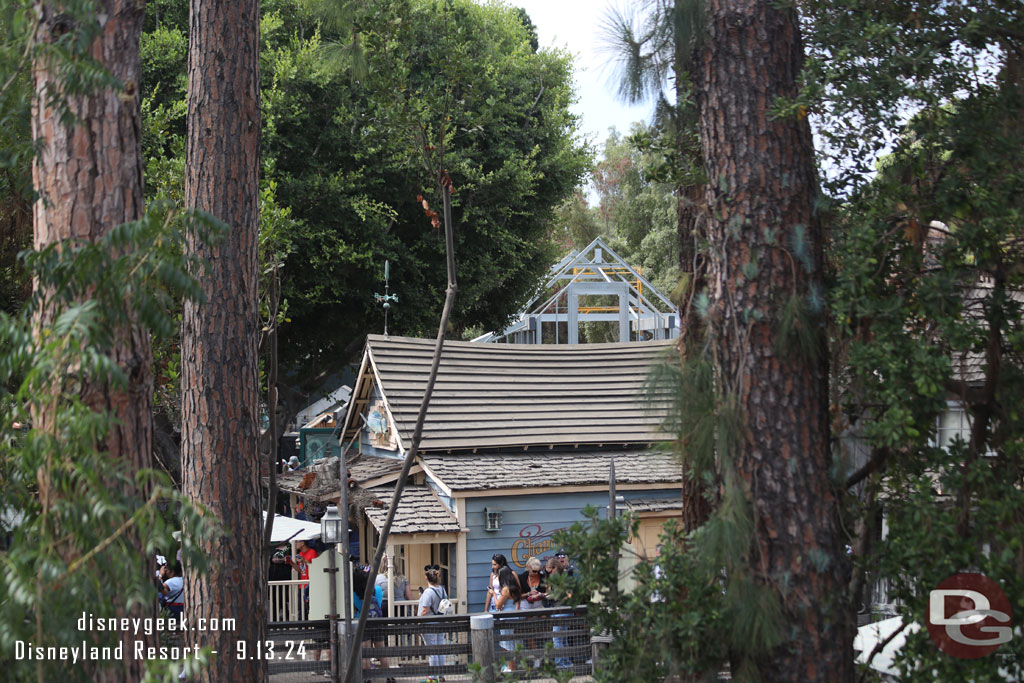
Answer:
top-left (386, 544), bottom-right (395, 618)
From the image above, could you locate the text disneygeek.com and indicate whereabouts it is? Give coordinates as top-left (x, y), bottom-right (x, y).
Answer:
top-left (12, 611), bottom-right (242, 664)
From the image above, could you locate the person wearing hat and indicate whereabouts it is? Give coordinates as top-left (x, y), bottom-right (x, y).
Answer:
top-left (287, 455), bottom-right (302, 471)
top-left (555, 550), bottom-right (574, 577)
top-left (545, 557), bottom-right (573, 669)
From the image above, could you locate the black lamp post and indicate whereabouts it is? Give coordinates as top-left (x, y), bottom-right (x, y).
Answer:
top-left (321, 504), bottom-right (343, 682)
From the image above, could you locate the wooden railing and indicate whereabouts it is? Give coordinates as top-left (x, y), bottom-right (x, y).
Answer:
top-left (267, 586), bottom-right (461, 622)
top-left (268, 579), bottom-right (305, 622)
top-left (390, 598), bottom-right (421, 618)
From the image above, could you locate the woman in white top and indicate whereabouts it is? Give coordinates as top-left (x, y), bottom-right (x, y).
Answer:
top-left (484, 553), bottom-right (509, 611)
top-left (492, 565), bottom-right (522, 671)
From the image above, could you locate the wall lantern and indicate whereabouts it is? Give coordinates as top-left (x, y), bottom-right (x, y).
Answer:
top-left (484, 507), bottom-right (502, 532)
top-left (320, 504), bottom-right (344, 544)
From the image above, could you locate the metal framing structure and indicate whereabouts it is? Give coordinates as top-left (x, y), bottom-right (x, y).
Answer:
top-left (472, 237), bottom-right (678, 344)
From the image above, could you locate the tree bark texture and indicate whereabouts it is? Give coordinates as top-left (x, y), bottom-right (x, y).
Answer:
top-left (31, 2), bottom-right (153, 680)
top-left (672, 15), bottom-right (711, 534)
top-left (694, 2), bottom-right (853, 680)
top-left (181, 0), bottom-right (265, 680)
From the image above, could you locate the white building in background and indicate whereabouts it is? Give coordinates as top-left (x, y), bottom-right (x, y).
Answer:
top-left (293, 384), bottom-right (352, 430)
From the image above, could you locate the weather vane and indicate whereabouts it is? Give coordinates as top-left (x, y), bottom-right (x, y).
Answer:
top-left (374, 259), bottom-right (398, 337)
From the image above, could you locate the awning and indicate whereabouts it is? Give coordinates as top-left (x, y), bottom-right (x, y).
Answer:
top-left (261, 511), bottom-right (321, 544)
top-left (853, 616), bottom-right (916, 676)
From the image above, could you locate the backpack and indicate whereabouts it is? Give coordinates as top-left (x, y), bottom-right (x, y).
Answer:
top-left (430, 586), bottom-right (454, 615)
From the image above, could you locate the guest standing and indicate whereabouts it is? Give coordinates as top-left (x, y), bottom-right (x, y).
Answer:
top-left (418, 564), bottom-right (449, 669)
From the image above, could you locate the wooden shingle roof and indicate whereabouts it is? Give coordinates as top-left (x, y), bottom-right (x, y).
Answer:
top-left (355, 335), bottom-right (674, 452)
top-left (625, 496), bottom-right (683, 513)
top-left (419, 449), bottom-right (681, 491)
top-left (363, 485), bottom-right (462, 535)
top-left (347, 454), bottom-right (405, 483)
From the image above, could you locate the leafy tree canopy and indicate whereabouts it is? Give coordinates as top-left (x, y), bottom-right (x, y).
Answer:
top-left (796, 2), bottom-right (1024, 677)
top-left (586, 124), bottom-right (681, 298)
top-left (141, 0), bottom-right (590, 391)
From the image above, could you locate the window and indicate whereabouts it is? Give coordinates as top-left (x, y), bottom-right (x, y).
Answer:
top-left (932, 404), bottom-right (995, 456)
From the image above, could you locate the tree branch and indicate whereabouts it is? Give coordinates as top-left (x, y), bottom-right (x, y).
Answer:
top-left (59, 487), bottom-right (161, 586)
top-left (845, 446), bottom-right (890, 491)
top-left (344, 179), bottom-right (458, 683)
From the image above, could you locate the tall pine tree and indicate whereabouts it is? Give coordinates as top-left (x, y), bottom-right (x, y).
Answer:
top-left (180, 0), bottom-right (266, 680)
top-left (694, 1), bottom-right (853, 679)
top-left (30, 2), bottom-right (153, 677)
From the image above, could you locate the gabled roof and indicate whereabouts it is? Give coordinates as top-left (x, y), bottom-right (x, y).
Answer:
top-left (294, 384), bottom-right (352, 428)
top-left (347, 454), bottom-right (407, 484)
top-left (342, 334), bottom-right (675, 453)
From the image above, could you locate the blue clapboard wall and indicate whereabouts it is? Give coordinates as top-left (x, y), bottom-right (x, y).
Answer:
top-left (463, 489), bottom-right (678, 612)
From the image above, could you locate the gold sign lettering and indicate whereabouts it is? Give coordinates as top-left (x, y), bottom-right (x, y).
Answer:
top-left (510, 524), bottom-right (563, 567)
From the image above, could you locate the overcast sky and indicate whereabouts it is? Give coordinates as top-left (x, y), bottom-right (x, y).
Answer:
top-left (510, 0), bottom-right (653, 150)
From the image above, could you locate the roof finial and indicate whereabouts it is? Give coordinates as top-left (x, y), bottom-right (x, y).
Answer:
top-left (374, 259), bottom-right (399, 338)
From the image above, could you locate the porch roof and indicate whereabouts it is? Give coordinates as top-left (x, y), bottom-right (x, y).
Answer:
top-left (363, 485), bottom-right (462, 535)
top-left (625, 496), bottom-right (683, 513)
top-left (267, 454), bottom-right (414, 501)
top-left (419, 448), bottom-right (680, 492)
top-left (347, 454), bottom-right (406, 483)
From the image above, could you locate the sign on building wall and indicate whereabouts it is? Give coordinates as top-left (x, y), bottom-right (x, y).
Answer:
top-left (510, 524), bottom-right (564, 568)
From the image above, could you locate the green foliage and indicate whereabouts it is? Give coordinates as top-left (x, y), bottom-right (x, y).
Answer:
top-left (0, 3), bottom-right (38, 315)
top-left (552, 509), bottom-right (727, 681)
top-left (549, 191), bottom-right (603, 252)
top-left (601, 0), bottom-right (704, 113)
top-left (561, 341), bottom-right (794, 680)
top-left (774, 292), bottom-right (823, 363)
top-left (875, 443), bottom-right (1024, 681)
top-left (141, 0), bottom-right (590, 387)
top-left (796, 1), bottom-right (1024, 677)
top-left (0, 205), bottom-right (223, 681)
top-left (591, 124), bottom-right (681, 295)
top-left (557, 2), bottom-right (1024, 680)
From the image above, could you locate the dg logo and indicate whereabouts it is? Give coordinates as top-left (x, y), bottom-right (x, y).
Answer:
top-left (926, 573), bottom-right (1013, 659)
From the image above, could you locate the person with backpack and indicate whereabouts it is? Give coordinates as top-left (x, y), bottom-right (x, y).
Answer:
top-left (418, 564), bottom-right (451, 668)
top-left (352, 562), bottom-right (390, 675)
top-left (352, 563), bottom-right (385, 618)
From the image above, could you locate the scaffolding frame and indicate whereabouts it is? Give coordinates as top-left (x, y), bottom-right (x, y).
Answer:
top-left (473, 237), bottom-right (678, 344)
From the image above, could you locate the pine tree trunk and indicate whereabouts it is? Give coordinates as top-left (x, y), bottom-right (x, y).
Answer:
top-left (674, 13), bottom-right (711, 533)
top-left (181, 0), bottom-right (266, 680)
top-left (31, 2), bottom-right (153, 680)
top-left (694, 1), bottom-right (853, 679)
